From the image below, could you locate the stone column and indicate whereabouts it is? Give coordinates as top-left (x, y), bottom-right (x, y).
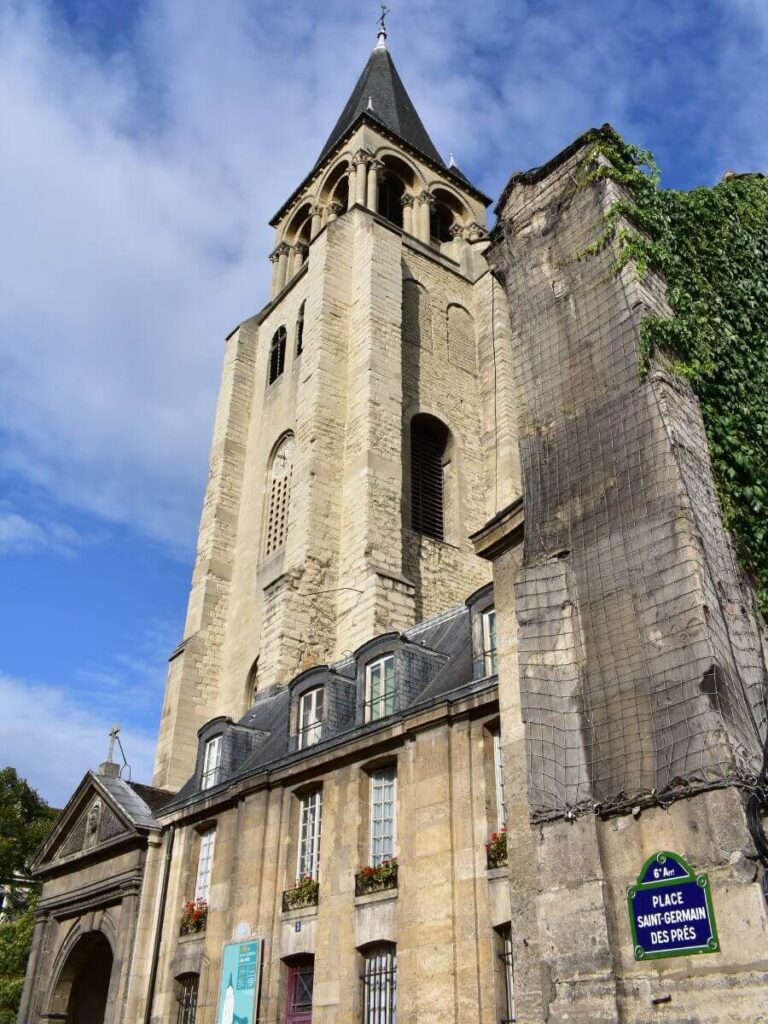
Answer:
top-left (354, 151), bottom-right (369, 206)
top-left (418, 190), bottom-right (434, 243)
top-left (291, 243), bottom-right (307, 275)
top-left (275, 242), bottom-right (290, 292)
top-left (401, 194), bottom-right (415, 235)
top-left (366, 159), bottom-right (383, 211)
top-left (269, 252), bottom-right (280, 297)
top-left (310, 205), bottom-right (323, 239)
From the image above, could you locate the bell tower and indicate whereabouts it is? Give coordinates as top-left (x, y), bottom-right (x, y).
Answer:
top-left (153, 21), bottom-right (522, 789)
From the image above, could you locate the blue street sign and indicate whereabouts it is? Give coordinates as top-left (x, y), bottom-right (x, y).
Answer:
top-left (627, 851), bottom-right (719, 960)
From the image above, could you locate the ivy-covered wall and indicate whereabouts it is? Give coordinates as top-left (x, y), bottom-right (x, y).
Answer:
top-left (579, 135), bottom-right (768, 615)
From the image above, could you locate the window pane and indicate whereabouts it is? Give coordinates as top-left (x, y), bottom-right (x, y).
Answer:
top-left (177, 974), bottom-right (199, 1024)
top-left (195, 830), bottom-right (216, 902)
top-left (367, 656), bottom-right (394, 722)
top-left (493, 731), bottom-right (507, 830)
top-left (202, 736), bottom-right (222, 790)
top-left (498, 926), bottom-right (515, 1022)
top-left (370, 767), bottom-right (396, 866)
top-left (297, 791), bottom-right (322, 880)
top-left (483, 608), bottom-right (498, 676)
top-left (299, 687), bottom-right (324, 750)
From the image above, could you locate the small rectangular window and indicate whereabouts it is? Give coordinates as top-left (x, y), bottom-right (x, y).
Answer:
top-left (493, 731), bottom-right (507, 830)
top-left (496, 925), bottom-right (515, 1022)
top-left (195, 829), bottom-right (216, 902)
top-left (362, 944), bottom-right (397, 1024)
top-left (365, 656), bottom-right (395, 722)
top-left (370, 767), bottom-right (396, 866)
top-left (482, 608), bottom-right (498, 676)
top-left (297, 790), bottom-right (322, 881)
top-left (298, 687), bottom-right (324, 750)
top-left (201, 735), bottom-right (222, 790)
top-left (176, 974), bottom-right (199, 1024)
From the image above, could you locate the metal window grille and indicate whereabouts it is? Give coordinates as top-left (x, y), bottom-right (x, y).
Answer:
top-left (498, 926), bottom-right (515, 1022)
top-left (298, 687), bottom-right (324, 750)
top-left (201, 735), bottom-right (222, 790)
top-left (297, 790), bottom-right (322, 881)
top-left (411, 419), bottom-right (446, 540)
top-left (265, 435), bottom-right (294, 556)
top-left (195, 830), bottom-right (216, 902)
top-left (269, 326), bottom-right (287, 384)
top-left (482, 608), bottom-right (498, 676)
top-left (365, 656), bottom-right (395, 722)
top-left (176, 974), bottom-right (199, 1024)
top-left (370, 767), bottom-right (396, 866)
top-left (296, 303), bottom-right (305, 356)
top-left (362, 945), bottom-right (397, 1024)
top-left (286, 957), bottom-right (314, 1024)
top-left (493, 731), bottom-right (507, 830)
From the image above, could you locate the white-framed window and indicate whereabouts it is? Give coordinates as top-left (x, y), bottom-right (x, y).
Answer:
top-left (365, 655), bottom-right (395, 722)
top-left (496, 924), bottom-right (515, 1022)
top-left (482, 607), bottom-right (498, 676)
top-left (195, 829), bottom-right (216, 902)
top-left (362, 944), bottom-right (397, 1024)
top-left (201, 735), bottom-right (222, 790)
top-left (370, 767), bottom-right (396, 866)
top-left (298, 686), bottom-right (324, 750)
top-left (493, 730), bottom-right (507, 830)
top-left (297, 790), bottom-right (322, 881)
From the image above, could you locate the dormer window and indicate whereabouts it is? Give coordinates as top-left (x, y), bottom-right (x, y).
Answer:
top-left (482, 607), bottom-right (498, 676)
top-left (365, 655), bottom-right (395, 722)
top-left (298, 686), bottom-right (324, 750)
top-left (201, 735), bottom-right (222, 790)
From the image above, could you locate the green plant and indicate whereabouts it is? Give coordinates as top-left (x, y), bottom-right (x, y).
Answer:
top-left (574, 133), bottom-right (768, 616)
top-left (179, 898), bottom-right (207, 935)
top-left (356, 856), bottom-right (398, 893)
top-left (485, 828), bottom-right (507, 868)
top-left (283, 874), bottom-right (319, 910)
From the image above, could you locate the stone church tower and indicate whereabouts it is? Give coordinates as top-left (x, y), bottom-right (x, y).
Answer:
top-left (153, 23), bottom-right (520, 790)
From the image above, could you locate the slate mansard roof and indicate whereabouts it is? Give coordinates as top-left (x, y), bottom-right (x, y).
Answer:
top-left (162, 596), bottom-right (496, 814)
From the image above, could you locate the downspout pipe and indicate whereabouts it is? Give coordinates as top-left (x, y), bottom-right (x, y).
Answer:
top-left (143, 824), bottom-right (175, 1024)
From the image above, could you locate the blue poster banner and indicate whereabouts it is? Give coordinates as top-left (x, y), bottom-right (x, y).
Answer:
top-left (627, 851), bottom-right (719, 960)
top-left (216, 939), bottom-right (263, 1024)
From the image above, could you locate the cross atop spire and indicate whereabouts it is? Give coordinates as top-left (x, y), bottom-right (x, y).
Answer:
top-left (376, 4), bottom-right (389, 50)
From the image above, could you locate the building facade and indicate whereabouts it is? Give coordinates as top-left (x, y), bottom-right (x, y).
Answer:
top-left (20, 25), bottom-right (768, 1024)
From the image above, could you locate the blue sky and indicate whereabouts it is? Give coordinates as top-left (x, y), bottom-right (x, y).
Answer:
top-left (1, 0), bottom-right (766, 806)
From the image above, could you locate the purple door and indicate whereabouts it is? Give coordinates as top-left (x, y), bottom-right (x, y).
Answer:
top-left (286, 956), bottom-right (313, 1024)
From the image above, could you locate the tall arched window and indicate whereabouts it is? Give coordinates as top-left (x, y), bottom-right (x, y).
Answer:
top-left (268, 326), bottom-right (287, 385)
top-left (296, 302), bottom-right (305, 357)
top-left (264, 433), bottom-right (295, 556)
top-left (410, 414), bottom-right (450, 541)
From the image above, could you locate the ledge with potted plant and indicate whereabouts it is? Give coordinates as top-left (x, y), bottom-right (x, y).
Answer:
top-left (485, 827), bottom-right (508, 869)
top-left (179, 897), bottom-right (208, 936)
top-left (355, 856), bottom-right (398, 896)
top-left (282, 873), bottom-right (320, 912)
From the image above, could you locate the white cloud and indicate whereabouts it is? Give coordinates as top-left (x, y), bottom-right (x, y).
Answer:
top-left (0, 507), bottom-right (96, 555)
top-left (0, 0), bottom-right (765, 560)
top-left (0, 671), bottom-right (157, 807)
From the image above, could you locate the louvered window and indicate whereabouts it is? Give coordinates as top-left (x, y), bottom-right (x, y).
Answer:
top-left (296, 302), bottom-right (305, 356)
top-left (269, 326), bottom-right (287, 384)
top-left (265, 434), bottom-right (294, 556)
top-left (411, 415), bottom-right (449, 541)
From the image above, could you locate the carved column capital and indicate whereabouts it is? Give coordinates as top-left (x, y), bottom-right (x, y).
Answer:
top-left (400, 193), bottom-right (415, 208)
top-left (418, 190), bottom-right (435, 208)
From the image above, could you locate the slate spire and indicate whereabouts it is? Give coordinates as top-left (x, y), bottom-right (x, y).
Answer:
top-left (315, 25), bottom-right (444, 168)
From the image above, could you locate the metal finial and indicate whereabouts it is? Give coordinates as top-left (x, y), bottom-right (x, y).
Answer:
top-left (449, 151), bottom-right (456, 167)
top-left (367, 95), bottom-right (375, 111)
top-left (376, 3), bottom-right (389, 49)
top-left (107, 723), bottom-right (120, 762)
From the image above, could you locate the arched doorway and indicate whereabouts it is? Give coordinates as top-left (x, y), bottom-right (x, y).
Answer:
top-left (49, 931), bottom-right (114, 1024)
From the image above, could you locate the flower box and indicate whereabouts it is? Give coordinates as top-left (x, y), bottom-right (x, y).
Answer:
top-left (355, 857), bottom-right (398, 896)
top-left (485, 828), bottom-right (508, 869)
top-left (282, 875), bottom-right (319, 911)
top-left (179, 898), bottom-right (207, 935)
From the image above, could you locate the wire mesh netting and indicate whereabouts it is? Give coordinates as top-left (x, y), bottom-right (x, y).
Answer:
top-left (491, 149), bottom-right (768, 820)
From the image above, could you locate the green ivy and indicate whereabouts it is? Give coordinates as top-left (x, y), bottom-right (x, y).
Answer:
top-left (576, 132), bottom-right (768, 616)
